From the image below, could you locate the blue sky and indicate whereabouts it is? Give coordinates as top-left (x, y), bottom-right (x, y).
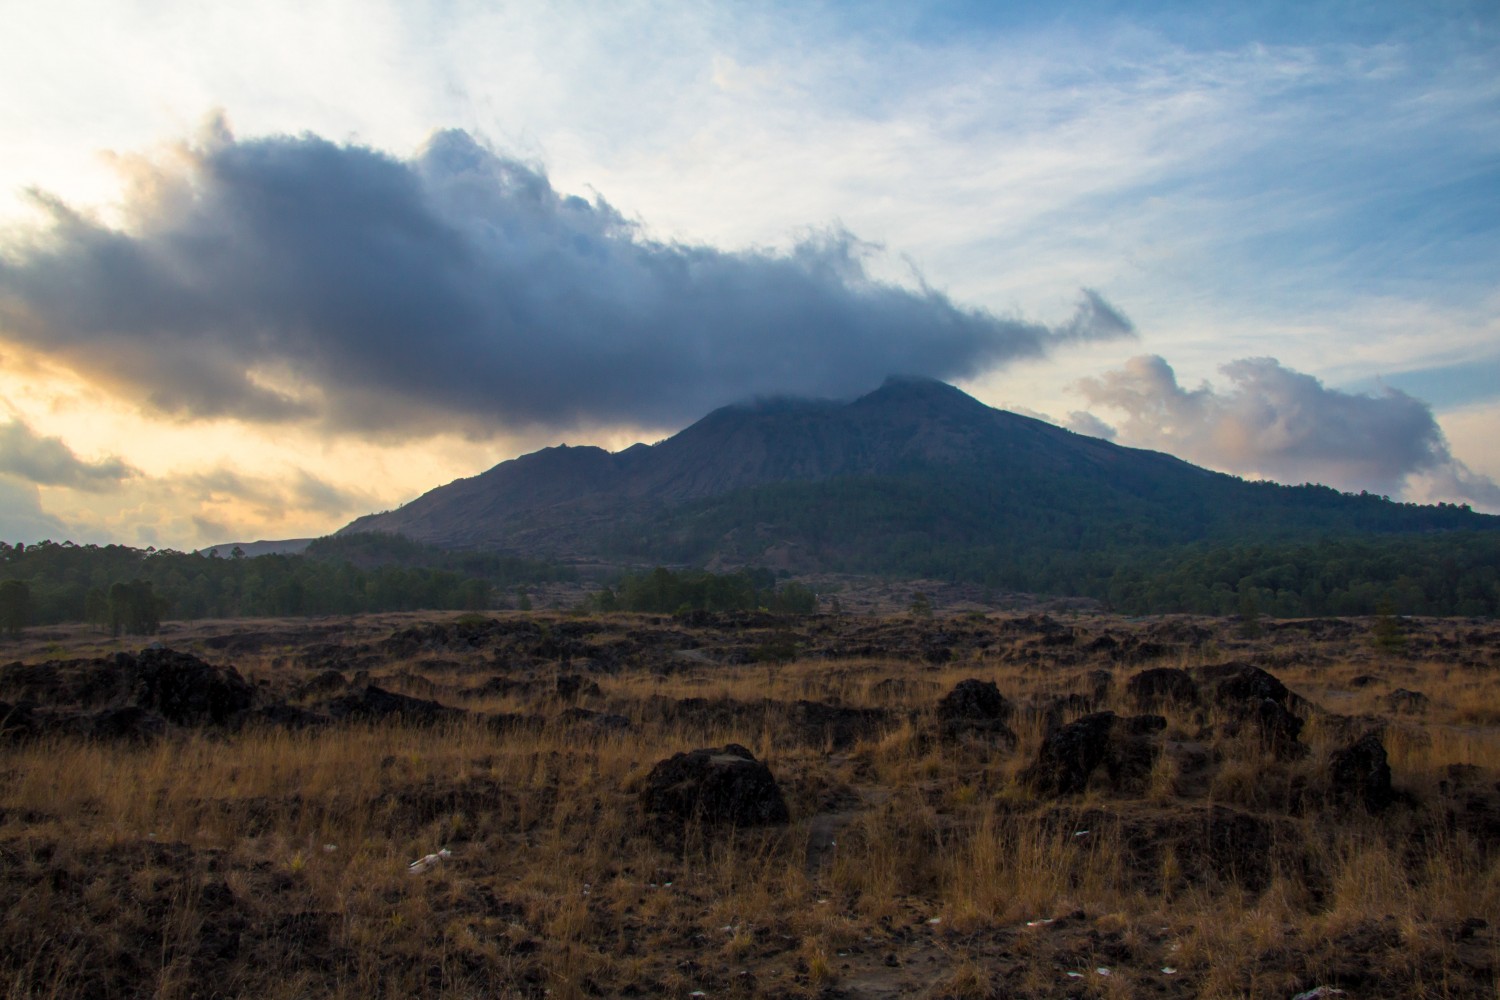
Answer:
top-left (0, 0), bottom-right (1496, 546)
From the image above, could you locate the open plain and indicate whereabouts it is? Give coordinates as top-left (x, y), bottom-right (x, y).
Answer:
top-left (2, 609), bottom-right (1497, 999)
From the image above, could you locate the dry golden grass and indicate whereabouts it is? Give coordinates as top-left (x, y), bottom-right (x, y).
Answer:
top-left (1, 610), bottom-right (1497, 998)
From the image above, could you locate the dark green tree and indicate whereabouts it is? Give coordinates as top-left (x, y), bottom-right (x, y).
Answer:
top-left (1371, 601), bottom-right (1406, 654)
top-left (771, 581), bottom-right (817, 614)
top-left (108, 579), bottom-right (164, 636)
top-left (1237, 589), bottom-right (1263, 638)
top-left (0, 580), bottom-right (30, 637)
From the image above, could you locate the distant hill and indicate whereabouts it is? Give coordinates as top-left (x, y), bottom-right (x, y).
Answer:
top-left (341, 377), bottom-right (1498, 599)
top-left (199, 538), bottom-right (314, 558)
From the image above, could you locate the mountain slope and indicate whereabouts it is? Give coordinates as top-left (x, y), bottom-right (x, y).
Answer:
top-left (341, 376), bottom-right (1496, 577)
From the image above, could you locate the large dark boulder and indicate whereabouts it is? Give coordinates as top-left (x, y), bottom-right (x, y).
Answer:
top-left (1087, 669), bottom-right (1114, 702)
top-left (1, 699), bottom-right (171, 742)
top-left (641, 744), bottom-right (789, 829)
top-left (1, 648), bottom-right (253, 727)
top-left (938, 678), bottom-right (1013, 721)
top-left (242, 703), bottom-right (330, 730)
top-left (124, 649), bottom-right (255, 726)
top-left (1028, 693), bottom-right (1097, 737)
top-left (83, 706), bottom-right (169, 741)
top-left (320, 685), bottom-right (462, 725)
top-left (1328, 732), bottom-right (1394, 812)
top-left (293, 670), bottom-right (348, 700)
top-left (554, 674), bottom-right (601, 701)
top-left (1125, 668), bottom-right (1199, 710)
top-left (937, 678), bottom-right (1017, 747)
top-left (1203, 663), bottom-right (1290, 706)
top-left (1199, 663), bottom-right (1306, 759)
top-left (789, 700), bottom-right (890, 750)
top-left (1021, 711), bottom-right (1166, 797)
top-left (1251, 697), bottom-right (1305, 759)
top-left (0, 700), bottom-right (41, 742)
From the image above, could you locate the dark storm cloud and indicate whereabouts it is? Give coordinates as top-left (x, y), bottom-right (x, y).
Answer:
top-left (0, 417), bottom-right (136, 490)
top-left (0, 121), bottom-right (1132, 436)
top-left (1074, 354), bottom-right (1500, 507)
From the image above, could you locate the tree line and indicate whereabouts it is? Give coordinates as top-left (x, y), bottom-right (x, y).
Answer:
top-left (3, 520), bottom-right (1495, 635)
top-left (610, 469), bottom-right (1499, 617)
top-left (584, 566), bottom-right (818, 615)
top-left (0, 535), bottom-right (575, 633)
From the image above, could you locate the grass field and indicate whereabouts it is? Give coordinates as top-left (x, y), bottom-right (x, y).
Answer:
top-left (1, 609), bottom-right (1497, 998)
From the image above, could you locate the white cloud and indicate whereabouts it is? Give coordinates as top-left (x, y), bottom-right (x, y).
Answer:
top-left (1439, 402), bottom-right (1500, 486)
top-left (0, 475), bottom-right (72, 544)
top-left (1075, 354), bottom-right (1500, 511)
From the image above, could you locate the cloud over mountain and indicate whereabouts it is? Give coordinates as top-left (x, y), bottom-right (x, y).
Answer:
top-left (1073, 354), bottom-right (1500, 509)
top-left (0, 120), bottom-right (1132, 437)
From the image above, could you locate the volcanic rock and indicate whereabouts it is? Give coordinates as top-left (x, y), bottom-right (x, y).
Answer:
top-left (936, 678), bottom-right (1018, 747)
top-left (1125, 667), bottom-right (1199, 710)
top-left (788, 700), bottom-right (890, 750)
top-left (937, 678), bottom-right (1012, 722)
top-left (1021, 711), bottom-right (1166, 796)
top-left (641, 743), bottom-right (789, 829)
top-left (122, 649), bottom-right (255, 726)
top-left (293, 670), bottom-right (348, 700)
top-left (1199, 663), bottom-right (1306, 758)
top-left (1328, 732), bottom-right (1394, 812)
top-left (320, 685), bottom-right (462, 725)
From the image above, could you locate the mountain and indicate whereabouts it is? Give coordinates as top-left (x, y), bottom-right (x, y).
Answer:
top-left (198, 538), bottom-right (314, 558)
top-left (340, 377), bottom-right (1497, 585)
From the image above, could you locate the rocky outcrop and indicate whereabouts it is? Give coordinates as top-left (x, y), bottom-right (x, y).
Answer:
top-left (319, 685), bottom-right (461, 725)
top-left (1199, 663), bottom-right (1306, 759)
top-left (641, 744), bottom-right (789, 829)
top-left (1125, 667), bottom-right (1199, 710)
top-left (292, 670), bottom-right (348, 700)
top-left (788, 700), bottom-right (890, 750)
top-left (1328, 732), bottom-right (1394, 812)
top-left (936, 678), bottom-right (1017, 747)
top-left (0, 649), bottom-right (254, 736)
top-left (1021, 711), bottom-right (1166, 796)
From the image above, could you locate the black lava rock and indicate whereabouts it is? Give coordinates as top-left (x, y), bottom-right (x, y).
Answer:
top-left (641, 743), bottom-right (789, 828)
top-left (1021, 711), bottom-right (1166, 796)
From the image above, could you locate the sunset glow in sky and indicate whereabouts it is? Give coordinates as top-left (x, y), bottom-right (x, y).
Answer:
top-left (2, 0), bottom-right (1497, 548)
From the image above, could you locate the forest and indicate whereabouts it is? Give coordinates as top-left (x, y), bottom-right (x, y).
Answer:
top-left (1, 519), bottom-right (1497, 635)
top-left (0, 534), bottom-right (572, 633)
top-left (587, 566), bottom-right (818, 615)
top-left (618, 469), bottom-right (1500, 617)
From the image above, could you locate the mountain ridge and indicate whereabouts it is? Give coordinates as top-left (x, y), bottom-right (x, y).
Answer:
top-left (340, 376), bottom-right (1496, 576)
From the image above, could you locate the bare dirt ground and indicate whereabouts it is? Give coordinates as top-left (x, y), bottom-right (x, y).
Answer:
top-left (2, 608), bottom-right (1497, 998)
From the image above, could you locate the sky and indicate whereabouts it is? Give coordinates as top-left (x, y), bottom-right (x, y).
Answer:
top-left (1, 0), bottom-right (1497, 549)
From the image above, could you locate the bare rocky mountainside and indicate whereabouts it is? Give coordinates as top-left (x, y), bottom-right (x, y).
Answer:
top-left (341, 376), bottom-right (1154, 552)
top-left (340, 377), bottom-right (1496, 580)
